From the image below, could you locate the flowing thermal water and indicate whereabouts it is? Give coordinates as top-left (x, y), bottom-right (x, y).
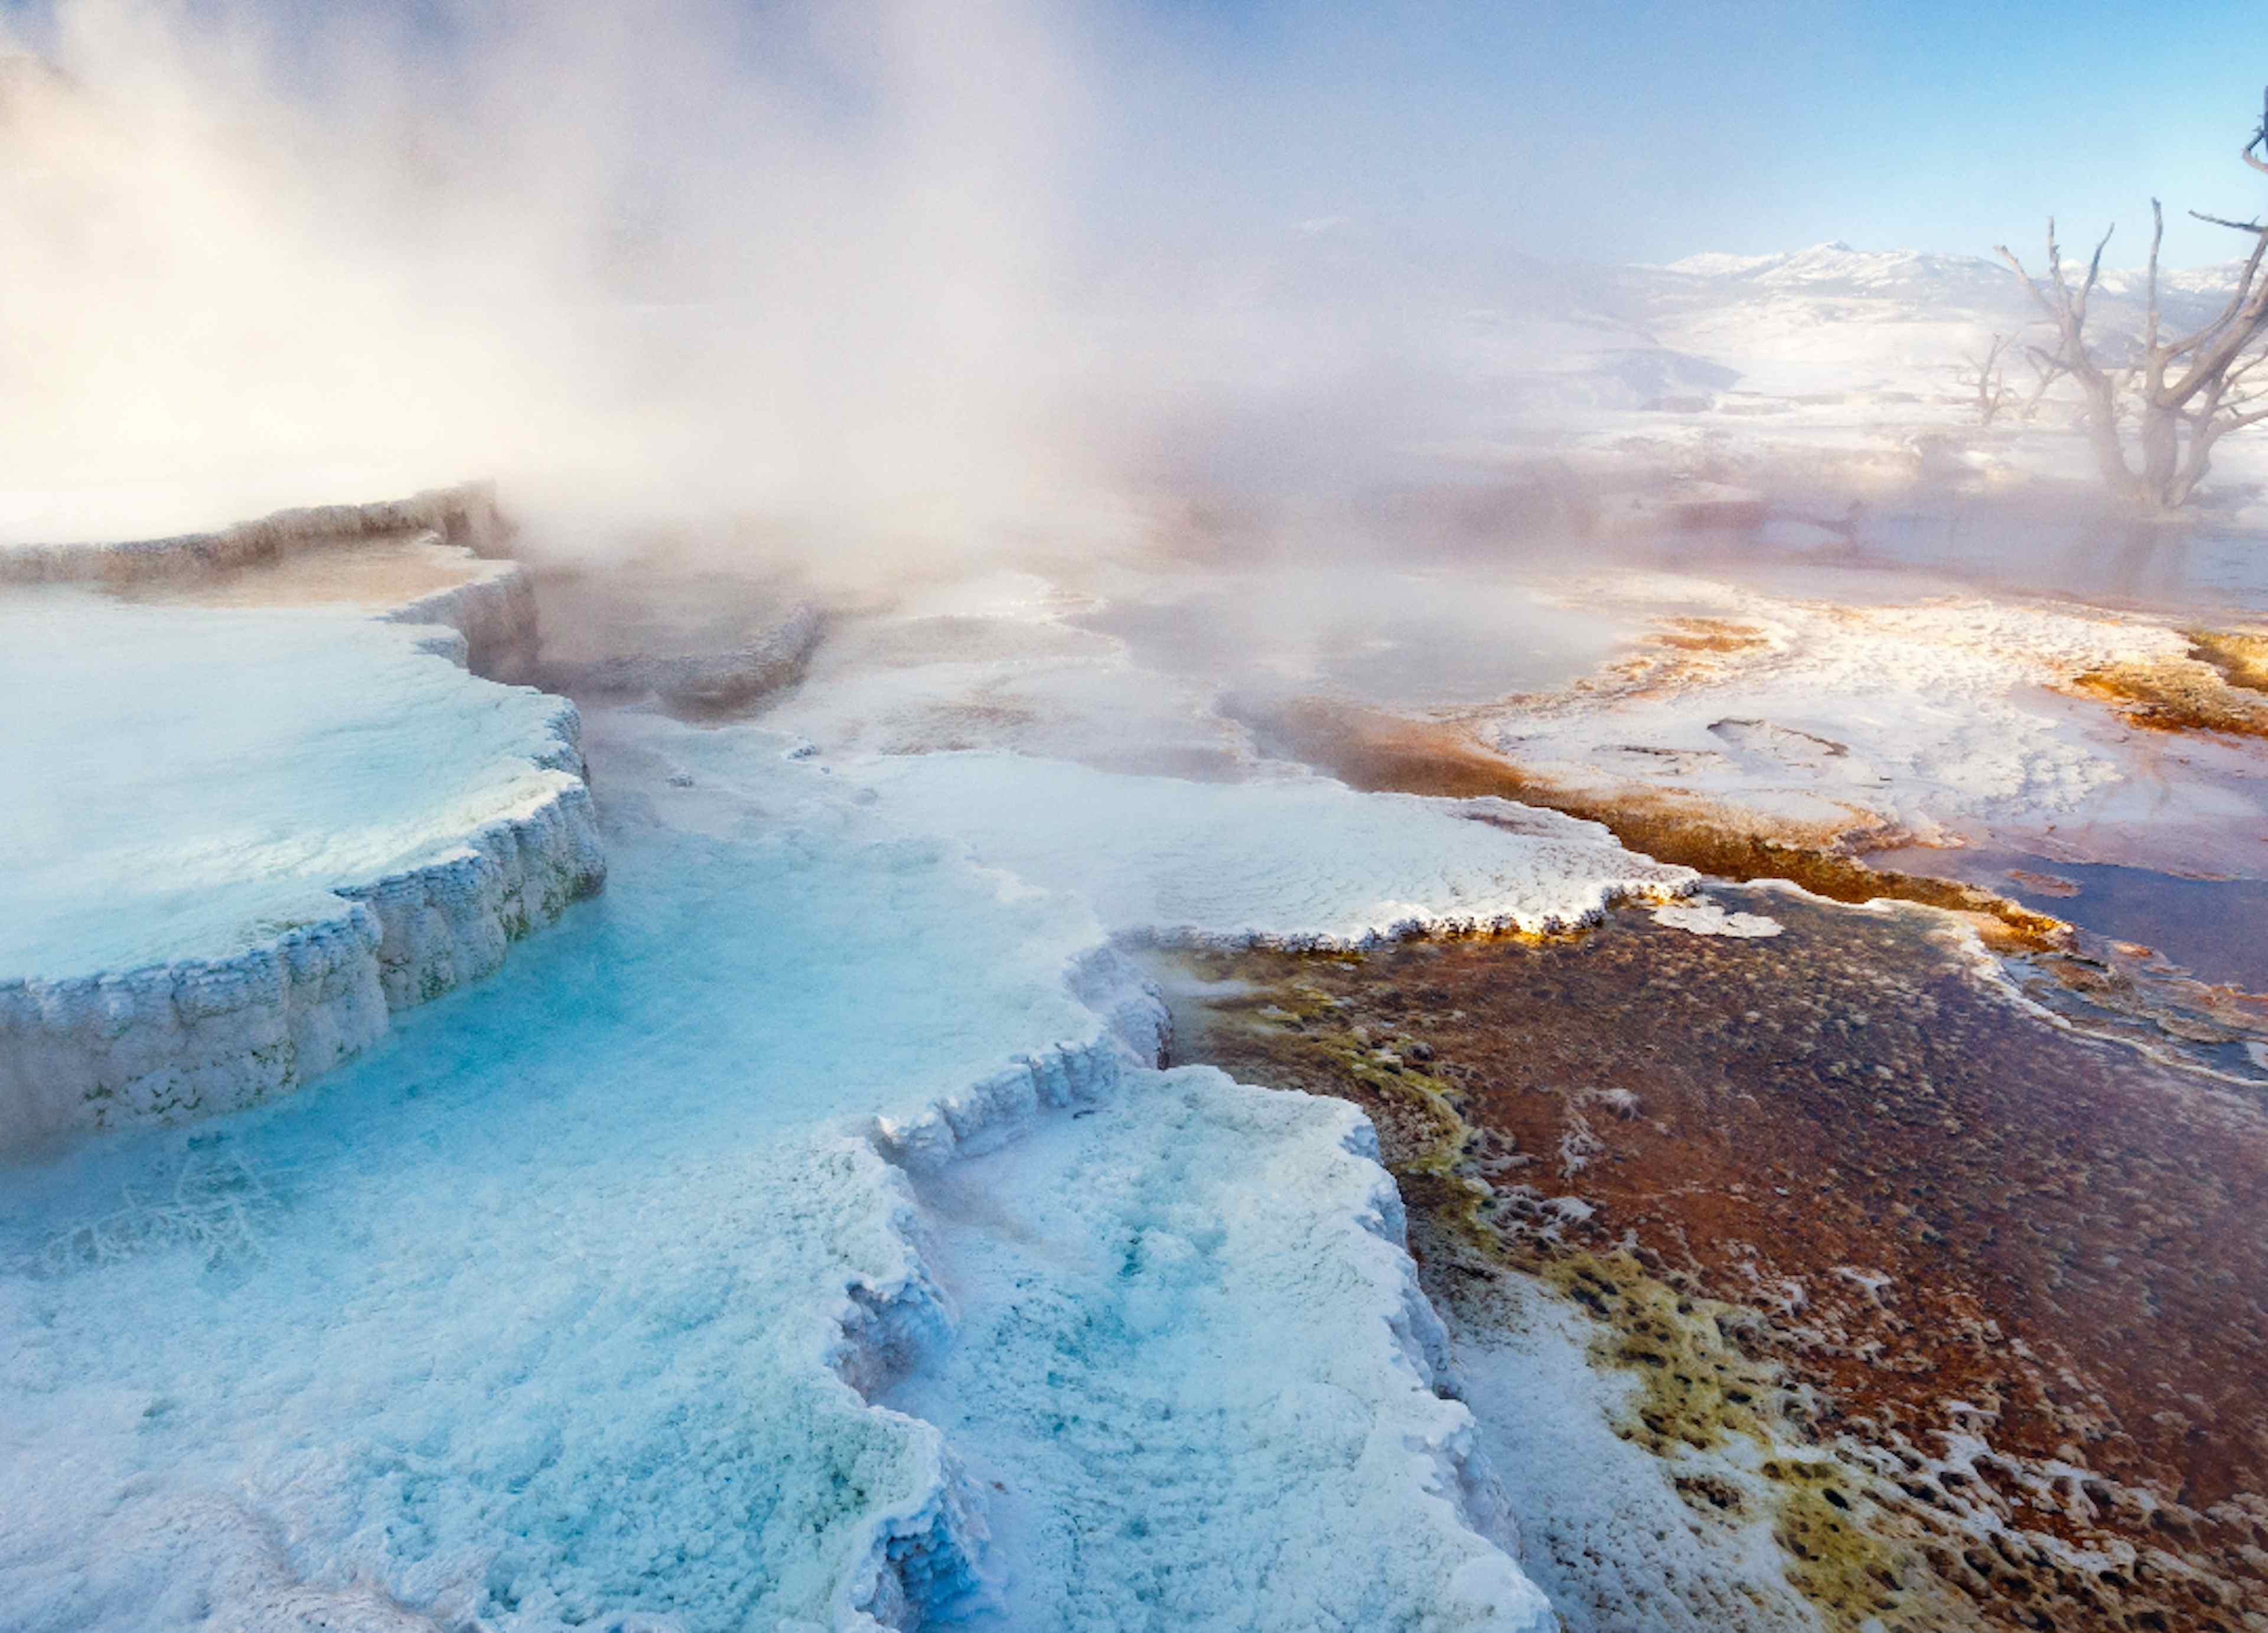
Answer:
top-left (1, 685), bottom-right (1696, 1629)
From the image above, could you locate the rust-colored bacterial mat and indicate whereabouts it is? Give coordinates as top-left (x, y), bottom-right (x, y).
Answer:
top-left (1162, 890), bottom-right (2268, 1632)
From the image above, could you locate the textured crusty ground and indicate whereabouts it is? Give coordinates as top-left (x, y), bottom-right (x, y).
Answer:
top-left (1165, 893), bottom-right (2268, 1633)
top-left (1241, 697), bottom-right (2068, 950)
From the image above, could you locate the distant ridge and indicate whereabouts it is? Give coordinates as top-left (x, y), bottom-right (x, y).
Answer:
top-left (1656, 240), bottom-right (2243, 303)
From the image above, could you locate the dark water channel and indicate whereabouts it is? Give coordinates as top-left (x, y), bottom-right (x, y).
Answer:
top-left (1876, 845), bottom-right (2268, 993)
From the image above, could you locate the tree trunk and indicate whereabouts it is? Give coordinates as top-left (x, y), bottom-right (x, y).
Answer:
top-left (2079, 378), bottom-right (2140, 498)
top-left (2171, 422), bottom-right (2220, 509)
top-left (2138, 403), bottom-right (2182, 507)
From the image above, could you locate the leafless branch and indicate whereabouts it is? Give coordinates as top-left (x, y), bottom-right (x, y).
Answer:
top-left (1995, 88), bottom-right (2268, 508)
top-left (2225, 347), bottom-right (2268, 386)
top-left (2146, 200), bottom-right (2165, 353)
top-left (1962, 333), bottom-right (2016, 425)
top-left (2077, 223), bottom-right (2113, 325)
top-left (2162, 220), bottom-right (2268, 355)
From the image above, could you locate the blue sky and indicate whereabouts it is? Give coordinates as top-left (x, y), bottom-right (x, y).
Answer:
top-left (8, 0), bottom-right (2264, 268)
top-left (1097, 0), bottom-right (2268, 265)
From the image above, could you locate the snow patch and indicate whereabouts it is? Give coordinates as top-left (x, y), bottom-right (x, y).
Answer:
top-left (1651, 899), bottom-right (1785, 938)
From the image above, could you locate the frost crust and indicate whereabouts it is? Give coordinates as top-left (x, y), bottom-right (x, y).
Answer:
top-left (0, 484), bottom-right (507, 584)
top-left (1, 774), bottom-right (604, 1151)
top-left (0, 589), bottom-right (603, 1152)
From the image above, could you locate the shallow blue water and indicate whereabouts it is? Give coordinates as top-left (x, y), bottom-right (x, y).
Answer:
top-left (0, 749), bottom-right (1099, 1632)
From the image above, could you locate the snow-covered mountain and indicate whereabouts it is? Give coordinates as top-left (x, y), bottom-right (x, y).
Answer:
top-left (1433, 239), bottom-right (2248, 432)
top-left (1632, 238), bottom-right (2237, 361)
top-left (1662, 240), bottom-right (2013, 298)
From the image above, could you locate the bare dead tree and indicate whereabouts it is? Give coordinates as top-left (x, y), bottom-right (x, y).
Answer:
top-left (1994, 221), bottom-right (2129, 483)
top-left (2016, 344), bottom-right (2067, 422)
top-left (1961, 333), bottom-right (2015, 425)
top-left (1994, 87), bottom-right (2268, 510)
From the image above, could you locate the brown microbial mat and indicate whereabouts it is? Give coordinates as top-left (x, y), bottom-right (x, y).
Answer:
top-left (106, 530), bottom-right (491, 609)
top-left (1161, 889), bottom-right (2268, 1632)
top-left (1236, 697), bottom-right (2069, 950)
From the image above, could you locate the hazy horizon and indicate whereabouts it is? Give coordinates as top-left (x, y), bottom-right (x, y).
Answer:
top-left (4, 0), bottom-right (2266, 562)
